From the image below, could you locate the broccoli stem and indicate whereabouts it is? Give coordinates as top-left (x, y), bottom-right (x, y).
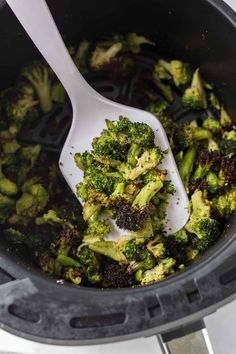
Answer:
top-left (193, 128), bottom-right (212, 141)
top-left (57, 255), bottom-right (84, 268)
top-left (35, 84), bottom-right (52, 113)
top-left (127, 143), bottom-right (142, 167)
top-left (178, 146), bottom-right (197, 190)
top-left (132, 180), bottom-right (163, 208)
top-left (112, 182), bottom-right (125, 196)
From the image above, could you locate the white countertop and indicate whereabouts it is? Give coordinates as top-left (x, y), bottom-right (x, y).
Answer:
top-left (0, 1), bottom-right (235, 353)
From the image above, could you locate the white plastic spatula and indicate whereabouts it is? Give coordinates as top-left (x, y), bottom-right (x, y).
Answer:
top-left (6, 0), bottom-right (189, 236)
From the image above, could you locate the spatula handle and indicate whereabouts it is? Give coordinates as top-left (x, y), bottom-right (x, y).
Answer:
top-left (6, 0), bottom-right (95, 104)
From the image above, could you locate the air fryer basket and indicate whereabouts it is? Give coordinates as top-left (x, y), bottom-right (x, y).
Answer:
top-left (0, 0), bottom-right (235, 347)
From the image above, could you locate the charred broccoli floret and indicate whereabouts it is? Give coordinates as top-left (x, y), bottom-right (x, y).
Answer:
top-left (219, 156), bottom-right (236, 186)
top-left (174, 121), bottom-right (212, 150)
top-left (182, 68), bottom-right (207, 110)
top-left (21, 61), bottom-right (52, 113)
top-left (192, 150), bottom-right (219, 181)
top-left (102, 259), bottom-right (135, 288)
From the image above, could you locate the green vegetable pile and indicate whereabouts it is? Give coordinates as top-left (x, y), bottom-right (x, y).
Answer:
top-left (0, 33), bottom-right (235, 288)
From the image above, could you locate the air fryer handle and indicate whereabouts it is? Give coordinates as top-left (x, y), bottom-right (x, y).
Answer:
top-left (158, 320), bottom-right (213, 354)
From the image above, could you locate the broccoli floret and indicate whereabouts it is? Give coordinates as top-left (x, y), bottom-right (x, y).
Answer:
top-left (2, 139), bottom-right (20, 154)
top-left (74, 151), bottom-right (95, 171)
top-left (17, 144), bottom-right (41, 185)
top-left (157, 59), bottom-right (193, 86)
top-left (192, 150), bottom-right (219, 181)
top-left (102, 259), bottom-right (135, 288)
top-left (122, 239), bottom-right (140, 259)
top-left (0, 165), bottom-right (18, 196)
top-left (206, 171), bottom-right (220, 194)
top-left (92, 130), bottom-right (129, 161)
top-left (91, 42), bottom-right (122, 69)
top-left (65, 268), bottom-right (83, 285)
top-left (115, 173), bottom-right (165, 231)
top-left (36, 209), bottom-right (64, 226)
top-left (89, 240), bottom-right (128, 264)
top-left (208, 92), bottom-right (220, 110)
top-left (174, 122), bottom-right (212, 150)
top-left (82, 200), bottom-right (102, 222)
top-left (182, 68), bottom-right (207, 110)
top-left (220, 131), bottom-right (236, 155)
top-left (153, 61), bottom-right (172, 80)
top-left (85, 218), bottom-right (112, 237)
top-left (220, 140), bottom-right (236, 155)
top-left (127, 148), bottom-right (164, 180)
top-left (140, 258), bottom-right (176, 285)
top-left (129, 248), bottom-right (156, 273)
top-left (178, 146), bottom-right (197, 190)
top-left (147, 237), bottom-right (166, 258)
top-left (223, 130), bottom-right (236, 141)
top-left (219, 157), bottom-right (236, 186)
top-left (185, 189), bottom-right (219, 244)
top-left (115, 202), bottom-right (151, 231)
top-left (21, 61), bottom-right (52, 113)
top-left (130, 122), bottom-right (155, 147)
top-left (0, 193), bottom-right (15, 223)
top-left (202, 117), bottom-right (221, 133)
top-left (146, 101), bottom-right (176, 139)
top-left (170, 228), bottom-right (189, 244)
top-left (3, 88), bottom-right (38, 123)
top-left (77, 244), bottom-right (101, 284)
top-left (214, 188), bottom-right (236, 219)
top-left (125, 33), bottom-right (155, 53)
top-left (220, 106), bottom-right (232, 128)
top-left (132, 174), bottom-right (164, 207)
top-left (79, 187), bottom-right (109, 215)
top-left (85, 166), bottom-right (114, 194)
top-left (16, 183), bottom-right (49, 218)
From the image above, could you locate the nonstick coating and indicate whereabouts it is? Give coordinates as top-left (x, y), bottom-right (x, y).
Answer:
top-left (0, 0), bottom-right (235, 345)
